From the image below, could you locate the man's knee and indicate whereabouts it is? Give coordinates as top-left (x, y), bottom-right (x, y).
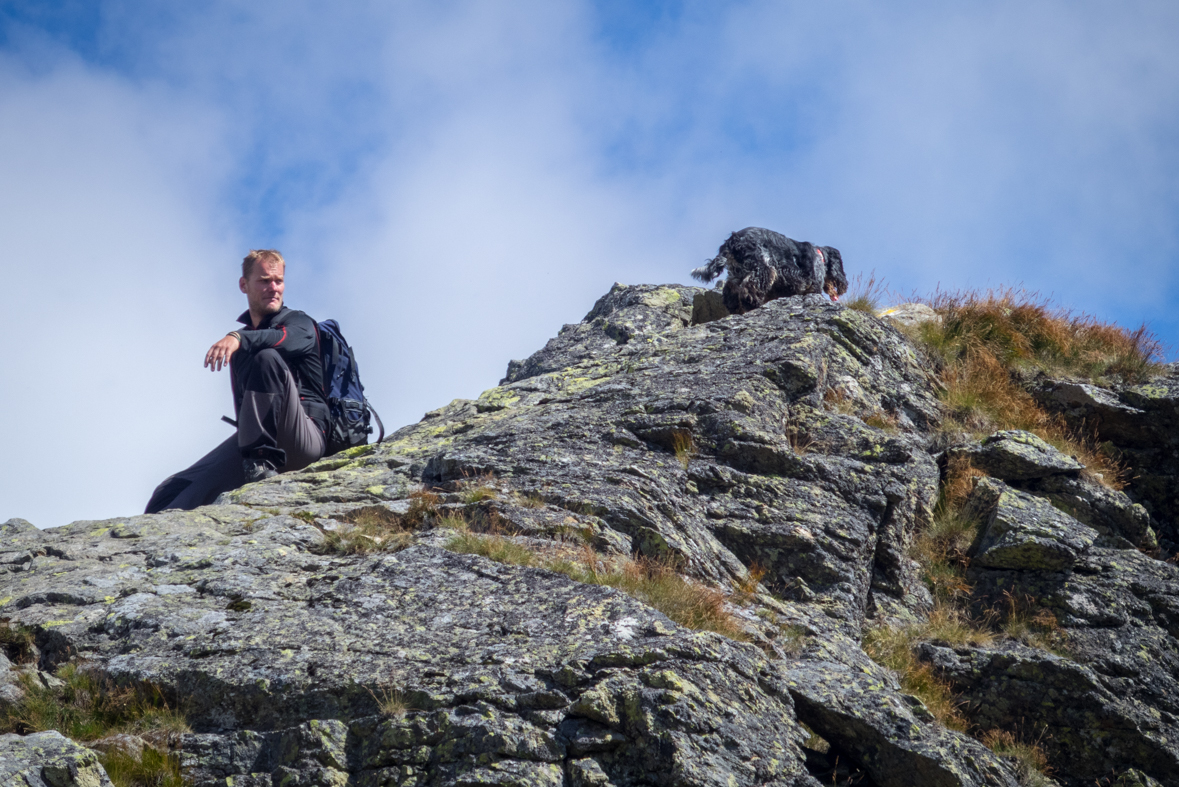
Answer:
top-left (252, 348), bottom-right (286, 370)
top-left (243, 348), bottom-right (293, 392)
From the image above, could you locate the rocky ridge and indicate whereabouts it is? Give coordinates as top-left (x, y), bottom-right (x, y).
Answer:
top-left (2, 283), bottom-right (1179, 786)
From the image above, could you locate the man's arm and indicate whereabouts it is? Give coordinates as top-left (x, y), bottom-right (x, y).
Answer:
top-left (204, 312), bottom-right (318, 372)
top-left (205, 332), bottom-right (241, 372)
top-left (235, 312), bottom-right (319, 360)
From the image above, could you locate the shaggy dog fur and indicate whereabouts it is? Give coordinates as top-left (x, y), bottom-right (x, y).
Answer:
top-left (692, 227), bottom-right (848, 315)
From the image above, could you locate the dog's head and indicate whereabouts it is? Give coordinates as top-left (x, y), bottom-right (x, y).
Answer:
top-left (820, 246), bottom-right (848, 301)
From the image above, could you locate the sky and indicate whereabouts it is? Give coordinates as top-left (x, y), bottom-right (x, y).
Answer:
top-left (2, 1), bottom-right (1178, 528)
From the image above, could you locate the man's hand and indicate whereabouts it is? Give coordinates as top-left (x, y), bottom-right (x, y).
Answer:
top-left (205, 334), bottom-right (241, 372)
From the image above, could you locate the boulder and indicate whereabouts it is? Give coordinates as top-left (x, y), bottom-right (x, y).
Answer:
top-left (964, 478), bottom-right (1097, 571)
top-left (876, 303), bottom-right (942, 330)
top-left (1020, 473), bottom-right (1157, 551)
top-left (960, 533), bottom-right (1179, 785)
top-left (0, 731), bottom-right (114, 787)
top-left (955, 430), bottom-right (1084, 481)
top-left (1030, 368), bottom-right (1179, 548)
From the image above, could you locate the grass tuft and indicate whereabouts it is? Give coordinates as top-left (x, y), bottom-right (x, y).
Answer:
top-left (445, 533), bottom-right (748, 641)
top-left (367, 686), bottom-right (415, 718)
top-left (458, 474), bottom-right (499, 505)
top-left (671, 430), bottom-right (695, 470)
top-left (1, 662), bottom-right (189, 787)
top-left (446, 529), bottom-right (538, 566)
top-left (734, 563), bottom-right (767, 596)
top-left (558, 552), bottom-right (748, 640)
top-left (917, 288), bottom-right (1163, 488)
top-left (843, 271), bottom-right (889, 314)
top-left (981, 729), bottom-right (1052, 787)
top-left (863, 410), bottom-right (899, 431)
top-left (403, 490), bottom-right (441, 527)
top-left (992, 592), bottom-right (1069, 655)
top-left (513, 492), bottom-right (547, 509)
top-left (862, 618), bottom-right (969, 730)
top-left (1, 620), bottom-right (36, 664)
top-left (101, 746), bottom-right (185, 787)
top-left (913, 509), bottom-right (979, 606)
top-left (317, 504), bottom-right (418, 555)
top-left (921, 288), bottom-right (1162, 383)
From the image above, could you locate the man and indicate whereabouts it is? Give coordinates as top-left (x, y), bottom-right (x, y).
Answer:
top-left (145, 250), bottom-right (328, 513)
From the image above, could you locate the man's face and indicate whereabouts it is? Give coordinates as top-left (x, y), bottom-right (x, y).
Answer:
top-left (240, 259), bottom-right (285, 317)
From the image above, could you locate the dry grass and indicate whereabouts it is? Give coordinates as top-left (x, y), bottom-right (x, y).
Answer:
top-left (318, 505), bottom-right (415, 555)
top-left (1, 663), bottom-right (189, 787)
top-left (513, 492), bottom-right (547, 509)
top-left (913, 511), bottom-right (977, 605)
top-left (862, 621), bottom-right (969, 730)
top-left (458, 474), bottom-right (499, 505)
top-left (446, 528), bottom-right (539, 566)
top-left (367, 686), bottom-right (415, 718)
top-left (862, 602), bottom-right (993, 731)
top-left (444, 527), bottom-right (748, 641)
top-left (981, 729), bottom-right (1053, 787)
top-left (843, 271), bottom-right (889, 314)
top-left (101, 747), bottom-right (184, 787)
top-left (916, 289), bottom-right (1159, 489)
top-left (991, 592), bottom-right (1069, 654)
top-left (403, 490), bottom-right (441, 527)
top-left (0, 620), bottom-right (36, 664)
top-left (863, 410), bottom-right (899, 431)
top-left (921, 288), bottom-right (1162, 383)
top-left (733, 562), bottom-right (767, 596)
top-left (939, 454), bottom-right (987, 513)
top-left (923, 602), bottom-right (994, 648)
top-left (823, 387), bottom-right (858, 416)
top-left (556, 552), bottom-right (748, 640)
top-left (671, 430), bottom-right (696, 470)
top-left (783, 414), bottom-right (814, 455)
top-left (315, 490), bottom-right (444, 555)
top-left (912, 456), bottom-right (983, 605)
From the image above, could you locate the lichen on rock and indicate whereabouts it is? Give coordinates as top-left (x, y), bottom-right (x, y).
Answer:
top-left (5, 283), bottom-right (1179, 786)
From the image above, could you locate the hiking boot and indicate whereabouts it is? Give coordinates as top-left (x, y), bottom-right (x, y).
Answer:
top-left (243, 458), bottom-right (279, 483)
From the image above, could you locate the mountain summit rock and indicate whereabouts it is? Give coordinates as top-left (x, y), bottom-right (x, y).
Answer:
top-left (4, 283), bottom-right (1179, 786)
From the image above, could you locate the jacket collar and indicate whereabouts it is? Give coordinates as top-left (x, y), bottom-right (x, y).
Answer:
top-left (237, 305), bottom-right (290, 330)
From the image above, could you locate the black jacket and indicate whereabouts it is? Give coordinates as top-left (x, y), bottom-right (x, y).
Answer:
top-left (230, 306), bottom-right (329, 433)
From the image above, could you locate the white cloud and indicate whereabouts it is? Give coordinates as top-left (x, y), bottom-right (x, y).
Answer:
top-left (0, 52), bottom-right (237, 528)
top-left (3, 0), bottom-right (1178, 527)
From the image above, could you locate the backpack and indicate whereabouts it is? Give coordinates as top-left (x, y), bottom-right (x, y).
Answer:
top-left (317, 319), bottom-right (384, 456)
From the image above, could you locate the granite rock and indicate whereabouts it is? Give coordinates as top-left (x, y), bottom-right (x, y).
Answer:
top-left (8, 284), bottom-right (1179, 785)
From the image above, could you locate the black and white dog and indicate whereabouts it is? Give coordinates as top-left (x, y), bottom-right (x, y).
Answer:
top-left (692, 227), bottom-right (848, 315)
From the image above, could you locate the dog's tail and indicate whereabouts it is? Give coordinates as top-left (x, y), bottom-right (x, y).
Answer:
top-left (692, 252), bottom-right (729, 283)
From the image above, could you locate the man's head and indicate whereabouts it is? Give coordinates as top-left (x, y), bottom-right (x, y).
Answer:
top-left (240, 249), bottom-right (285, 324)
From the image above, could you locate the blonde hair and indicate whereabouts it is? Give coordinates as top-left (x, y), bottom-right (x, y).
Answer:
top-left (242, 249), bottom-right (285, 279)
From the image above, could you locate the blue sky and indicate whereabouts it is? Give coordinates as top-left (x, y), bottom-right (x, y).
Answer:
top-left (2, 1), bottom-right (1178, 527)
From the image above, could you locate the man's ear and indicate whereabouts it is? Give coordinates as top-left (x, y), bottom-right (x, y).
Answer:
top-left (239, 277), bottom-right (248, 294)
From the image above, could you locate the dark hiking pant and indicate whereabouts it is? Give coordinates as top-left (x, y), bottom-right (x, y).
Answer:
top-left (145, 349), bottom-right (325, 513)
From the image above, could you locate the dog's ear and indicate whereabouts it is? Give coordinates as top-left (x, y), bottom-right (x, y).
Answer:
top-left (822, 246), bottom-right (849, 294)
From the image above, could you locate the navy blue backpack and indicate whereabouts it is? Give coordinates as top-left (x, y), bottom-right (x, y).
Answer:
top-left (317, 319), bottom-right (384, 456)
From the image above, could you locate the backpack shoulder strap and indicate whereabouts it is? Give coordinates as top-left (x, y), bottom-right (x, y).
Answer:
top-left (367, 402), bottom-right (385, 443)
